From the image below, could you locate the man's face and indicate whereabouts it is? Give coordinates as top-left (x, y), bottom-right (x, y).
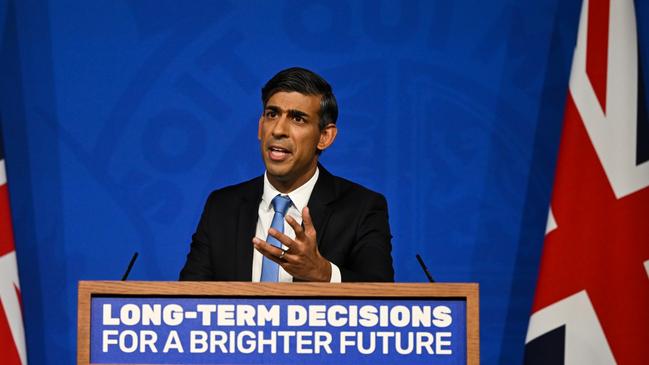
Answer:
top-left (258, 91), bottom-right (336, 191)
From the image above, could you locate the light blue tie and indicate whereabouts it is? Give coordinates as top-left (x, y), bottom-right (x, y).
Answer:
top-left (260, 194), bottom-right (292, 282)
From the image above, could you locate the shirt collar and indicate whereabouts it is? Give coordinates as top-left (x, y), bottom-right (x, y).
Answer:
top-left (262, 167), bottom-right (320, 213)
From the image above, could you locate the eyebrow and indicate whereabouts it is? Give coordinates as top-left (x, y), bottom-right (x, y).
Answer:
top-left (265, 105), bottom-right (311, 120)
top-left (287, 109), bottom-right (309, 120)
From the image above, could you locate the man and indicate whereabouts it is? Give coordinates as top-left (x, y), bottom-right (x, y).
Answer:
top-left (179, 67), bottom-right (393, 282)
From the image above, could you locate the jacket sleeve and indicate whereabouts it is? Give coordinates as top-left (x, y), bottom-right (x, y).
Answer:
top-left (338, 193), bottom-right (394, 282)
top-left (179, 192), bottom-right (216, 281)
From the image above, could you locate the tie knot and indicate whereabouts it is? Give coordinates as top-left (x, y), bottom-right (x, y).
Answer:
top-left (271, 195), bottom-right (292, 216)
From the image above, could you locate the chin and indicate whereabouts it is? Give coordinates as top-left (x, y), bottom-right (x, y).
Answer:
top-left (265, 164), bottom-right (292, 181)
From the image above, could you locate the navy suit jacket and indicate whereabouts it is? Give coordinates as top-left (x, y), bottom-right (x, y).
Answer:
top-left (179, 165), bottom-right (394, 282)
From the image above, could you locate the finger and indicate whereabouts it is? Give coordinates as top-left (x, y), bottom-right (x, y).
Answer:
top-left (285, 215), bottom-right (304, 238)
top-left (267, 228), bottom-right (296, 250)
top-left (302, 206), bottom-right (316, 237)
top-left (252, 237), bottom-right (286, 262)
top-left (253, 237), bottom-right (300, 266)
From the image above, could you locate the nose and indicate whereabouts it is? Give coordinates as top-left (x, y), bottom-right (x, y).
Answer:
top-left (271, 114), bottom-right (289, 138)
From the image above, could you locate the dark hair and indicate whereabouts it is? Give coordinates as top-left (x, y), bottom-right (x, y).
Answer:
top-left (261, 67), bottom-right (338, 129)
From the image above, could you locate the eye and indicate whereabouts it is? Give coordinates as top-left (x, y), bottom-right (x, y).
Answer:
top-left (265, 110), bottom-right (278, 119)
top-left (293, 115), bottom-right (304, 123)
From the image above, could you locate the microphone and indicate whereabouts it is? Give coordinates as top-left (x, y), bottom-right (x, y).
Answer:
top-left (416, 254), bottom-right (435, 283)
top-left (121, 252), bottom-right (139, 281)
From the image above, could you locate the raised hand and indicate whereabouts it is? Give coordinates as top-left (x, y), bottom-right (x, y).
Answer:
top-left (253, 206), bottom-right (332, 282)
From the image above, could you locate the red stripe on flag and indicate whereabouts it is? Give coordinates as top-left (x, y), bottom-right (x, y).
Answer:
top-left (14, 285), bottom-right (22, 316)
top-left (0, 302), bottom-right (22, 365)
top-left (586, 0), bottom-right (610, 113)
top-left (0, 184), bottom-right (16, 257)
top-left (532, 93), bottom-right (649, 363)
top-left (0, 184), bottom-right (17, 257)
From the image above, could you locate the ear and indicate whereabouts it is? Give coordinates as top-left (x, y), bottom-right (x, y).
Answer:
top-left (257, 116), bottom-right (263, 141)
top-left (317, 123), bottom-right (338, 151)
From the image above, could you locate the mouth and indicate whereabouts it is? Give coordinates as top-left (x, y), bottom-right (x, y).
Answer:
top-left (267, 145), bottom-right (292, 161)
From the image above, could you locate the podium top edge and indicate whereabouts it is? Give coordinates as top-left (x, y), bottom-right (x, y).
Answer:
top-left (78, 281), bottom-right (479, 298)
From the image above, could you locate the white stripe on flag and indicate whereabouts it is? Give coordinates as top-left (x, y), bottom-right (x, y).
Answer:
top-left (0, 251), bottom-right (27, 364)
top-left (526, 290), bottom-right (616, 364)
top-left (545, 207), bottom-right (557, 234)
top-left (0, 159), bottom-right (6, 185)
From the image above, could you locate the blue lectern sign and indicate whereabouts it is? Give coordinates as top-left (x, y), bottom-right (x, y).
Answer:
top-left (89, 297), bottom-right (467, 364)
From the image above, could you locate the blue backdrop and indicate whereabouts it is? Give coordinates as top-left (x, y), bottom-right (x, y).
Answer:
top-left (1, 0), bottom-right (648, 364)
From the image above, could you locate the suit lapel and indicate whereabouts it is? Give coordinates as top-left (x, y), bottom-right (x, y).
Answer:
top-left (234, 177), bottom-right (263, 281)
top-left (308, 165), bottom-right (337, 245)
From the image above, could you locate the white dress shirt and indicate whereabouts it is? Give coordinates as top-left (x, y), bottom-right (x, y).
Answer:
top-left (252, 167), bottom-right (342, 282)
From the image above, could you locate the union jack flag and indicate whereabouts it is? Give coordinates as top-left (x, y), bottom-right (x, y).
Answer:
top-left (525, 0), bottom-right (649, 364)
top-left (0, 128), bottom-right (27, 364)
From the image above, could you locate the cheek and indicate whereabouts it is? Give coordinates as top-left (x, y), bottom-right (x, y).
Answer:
top-left (296, 130), bottom-right (315, 143)
top-left (297, 136), bottom-right (321, 156)
top-left (259, 125), bottom-right (270, 140)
